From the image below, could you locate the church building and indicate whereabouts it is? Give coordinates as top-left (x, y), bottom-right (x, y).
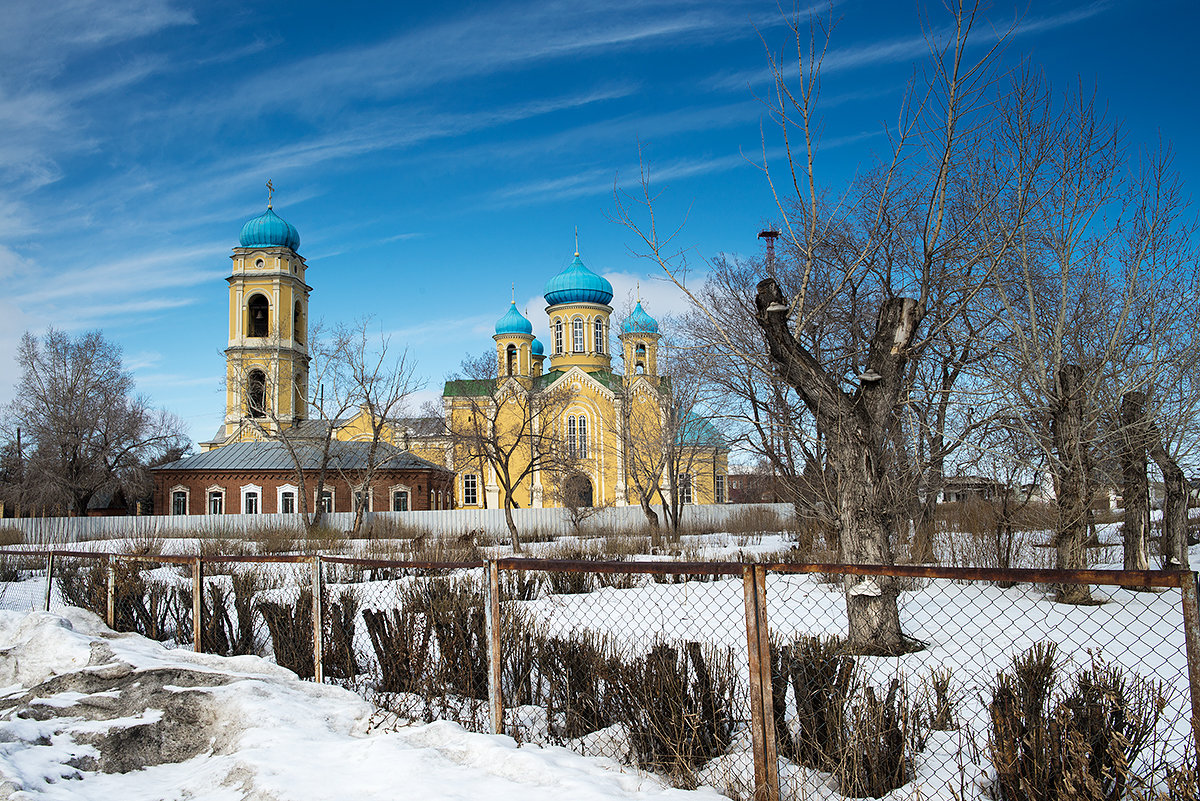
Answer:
top-left (152, 197), bottom-right (727, 514)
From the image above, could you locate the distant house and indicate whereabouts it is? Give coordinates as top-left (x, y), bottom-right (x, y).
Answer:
top-left (939, 476), bottom-right (1012, 504)
top-left (151, 440), bottom-right (454, 516)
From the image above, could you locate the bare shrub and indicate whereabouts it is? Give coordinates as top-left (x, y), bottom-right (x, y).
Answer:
top-left (774, 636), bottom-right (854, 769)
top-left (362, 604), bottom-right (432, 694)
top-left (536, 631), bottom-right (620, 741)
top-left (921, 667), bottom-right (957, 731)
top-left (610, 640), bottom-right (738, 788)
top-left (0, 527), bottom-right (25, 547)
top-left (323, 588), bottom-right (361, 680)
top-left (201, 571), bottom-right (263, 657)
top-left (988, 643), bottom-right (1169, 801)
top-left (257, 588), bottom-right (314, 678)
top-left (837, 678), bottom-right (923, 798)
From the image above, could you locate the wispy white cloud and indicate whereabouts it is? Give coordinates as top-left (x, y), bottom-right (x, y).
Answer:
top-left (707, 2), bottom-right (1112, 92)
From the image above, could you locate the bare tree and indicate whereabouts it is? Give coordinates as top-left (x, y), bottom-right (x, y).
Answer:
top-left (443, 352), bottom-right (578, 552)
top-left (3, 328), bottom-right (188, 516)
top-left (237, 322), bottom-right (357, 531)
top-left (619, 4), bottom-right (1031, 653)
top-left (338, 319), bottom-right (423, 535)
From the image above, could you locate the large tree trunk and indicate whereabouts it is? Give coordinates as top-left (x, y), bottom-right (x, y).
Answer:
top-left (1150, 437), bottom-right (1190, 570)
top-left (1119, 392), bottom-right (1151, 573)
top-left (755, 279), bottom-right (917, 654)
top-left (831, 435), bottom-right (905, 654)
top-left (1050, 364), bottom-right (1092, 603)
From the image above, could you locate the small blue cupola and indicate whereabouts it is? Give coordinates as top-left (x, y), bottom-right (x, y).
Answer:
top-left (531, 338), bottom-right (545, 356)
top-left (495, 302), bottom-right (534, 335)
top-left (239, 207), bottom-right (301, 252)
top-left (623, 300), bottom-right (659, 334)
top-left (544, 252), bottom-right (614, 306)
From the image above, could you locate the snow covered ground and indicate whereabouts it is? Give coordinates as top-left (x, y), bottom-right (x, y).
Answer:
top-left (0, 608), bottom-right (726, 801)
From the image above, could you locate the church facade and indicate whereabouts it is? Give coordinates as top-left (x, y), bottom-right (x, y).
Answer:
top-left (161, 199), bottom-right (727, 513)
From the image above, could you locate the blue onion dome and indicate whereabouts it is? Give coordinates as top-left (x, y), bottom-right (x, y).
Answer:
top-left (239, 207), bottom-right (300, 251)
top-left (544, 253), bottom-right (614, 306)
top-left (531, 338), bottom-right (545, 356)
top-left (623, 300), bottom-right (659, 334)
top-left (495, 302), bottom-right (533, 335)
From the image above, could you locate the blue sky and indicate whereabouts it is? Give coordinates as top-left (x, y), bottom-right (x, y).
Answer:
top-left (1, 0), bottom-right (1196, 445)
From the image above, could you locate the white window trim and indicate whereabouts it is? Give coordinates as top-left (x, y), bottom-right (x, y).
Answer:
top-left (572, 316), bottom-right (584, 353)
top-left (316, 487), bottom-right (335, 514)
top-left (388, 484), bottom-right (411, 512)
top-left (206, 485), bottom-right (226, 516)
top-left (677, 473), bottom-right (693, 505)
top-left (277, 484), bottom-right (298, 514)
top-left (352, 484), bottom-right (374, 513)
top-left (168, 485), bottom-right (190, 516)
top-left (715, 474), bottom-right (726, 504)
top-left (240, 483), bottom-right (263, 515)
top-left (462, 474), bottom-right (479, 506)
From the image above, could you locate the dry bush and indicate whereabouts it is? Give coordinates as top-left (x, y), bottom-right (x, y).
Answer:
top-left (773, 635), bottom-right (925, 798)
top-left (0, 527), bottom-right (25, 547)
top-left (837, 677), bottom-right (923, 798)
top-left (920, 667), bottom-right (957, 731)
top-left (988, 643), bottom-right (1169, 801)
top-left (201, 571), bottom-right (264, 657)
top-left (773, 636), bottom-right (854, 768)
top-left (323, 588), bottom-right (361, 680)
top-left (257, 588), bottom-right (315, 678)
top-left (57, 558), bottom-right (191, 643)
top-left (250, 524), bottom-right (301, 554)
top-left (532, 630), bottom-right (620, 741)
top-left (720, 505), bottom-right (798, 538)
top-left (609, 640), bottom-right (738, 788)
top-left (404, 535), bottom-right (483, 564)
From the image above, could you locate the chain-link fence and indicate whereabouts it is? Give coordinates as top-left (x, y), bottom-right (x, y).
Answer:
top-left (1, 548), bottom-right (1196, 801)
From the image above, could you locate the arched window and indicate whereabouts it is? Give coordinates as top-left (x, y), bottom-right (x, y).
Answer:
top-left (554, 319), bottom-right (564, 354)
top-left (506, 344), bottom-right (518, 375)
top-left (635, 343), bottom-right (646, 374)
top-left (572, 317), bottom-right (584, 353)
top-left (247, 370), bottom-right (267, 417)
top-left (247, 295), bottom-right (269, 337)
top-left (566, 414), bottom-right (588, 459)
top-left (293, 301), bottom-right (303, 343)
top-left (594, 318), bottom-right (604, 354)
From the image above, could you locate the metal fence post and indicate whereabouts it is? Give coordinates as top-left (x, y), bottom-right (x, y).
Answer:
top-left (43, 552), bottom-right (54, 612)
top-left (192, 557), bottom-right (203, 653)
top-left (1180, 571), bottom-right (1200, 760)
top-left (106, 557), bottom-right (115, 629)
top-left (742, 564), bottom-right (780, 801)
top-left (485, 560), bottom-right (503, 735)
top-left (312, 555), bottom-right (324, 683)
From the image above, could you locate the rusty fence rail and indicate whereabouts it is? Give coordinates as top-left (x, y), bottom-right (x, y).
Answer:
top-left (0, 548), bottom-right (1196, 801)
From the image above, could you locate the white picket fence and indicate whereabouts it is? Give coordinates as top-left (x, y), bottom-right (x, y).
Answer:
top-left (0, 503), bottom-right (795, 544)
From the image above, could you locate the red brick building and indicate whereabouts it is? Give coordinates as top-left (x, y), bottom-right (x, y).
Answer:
top-left (151, 440), bottom-right (455, 515)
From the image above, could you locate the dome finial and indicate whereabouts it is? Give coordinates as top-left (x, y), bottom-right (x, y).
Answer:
top-left (266, 178), bottom-right (275, 209)
top-left (511, 283), bottom-right (515, 303)
top-left (574, 226), bottom-right (579, 257)
top-left (637, 281), bottom-right (641, 303)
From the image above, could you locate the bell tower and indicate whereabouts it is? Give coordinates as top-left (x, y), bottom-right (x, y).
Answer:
top-left (219, 182), bottom-right (311, 443)
top-left (620, 293), bottom-right (660, 384)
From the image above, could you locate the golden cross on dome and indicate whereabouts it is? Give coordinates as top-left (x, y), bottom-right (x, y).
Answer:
top-left (265, 179), bottom-right (275, 208)
top-left (637, 281), bottom-right (641, 303)
top-left (574, 226), bottom-right (579, 256)
top-left (511, 283), bottom-right (515, 303)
